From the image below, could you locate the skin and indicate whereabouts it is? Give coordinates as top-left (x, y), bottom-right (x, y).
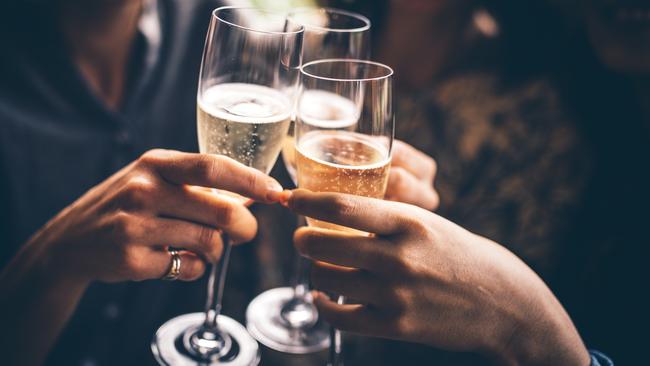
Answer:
top-left (377, 0), bottom-right (474, 91)
top-left (386, 140), bottom-right (439, 211)
top-left (284, 189), bottom-right (590, 366)
top-left (57, 0), bottom-right (144, 109)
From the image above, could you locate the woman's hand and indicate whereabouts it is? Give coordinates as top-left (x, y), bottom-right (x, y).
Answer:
top-left (0, 149), bottom-right (284, 366)
top-left (385, 141), bottom-right (439, 211)
top-left (286, 189), bottom-right (590, 366)
top-left (27, 149), bottom-right (284, 284)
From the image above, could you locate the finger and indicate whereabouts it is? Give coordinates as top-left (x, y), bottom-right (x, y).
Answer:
top-left (312, 292), bottom-right (382, 335)
top-left (311, 262), bottom-right (382, 303)
top-left (294, 227), bottom-right (393, 272)
top-left (141, 149), bottom-right (284, 203)
top-left (155, 185), bottom-right (257, 244)
top-left (391, 141), bottom-right (437, 182)
top-left (288, 189), bottom-right (421, 235)
top-left (385, 167), bottom-right (439, 211)
top-left (131, 216), bottom-right (225, 262)
top-left (142, 249), bottom-right (207, 281)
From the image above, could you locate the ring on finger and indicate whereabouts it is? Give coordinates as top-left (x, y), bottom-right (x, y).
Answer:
top-left (161, 249), bottom-right (182, 281)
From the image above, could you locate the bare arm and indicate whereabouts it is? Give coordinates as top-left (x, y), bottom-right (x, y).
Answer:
top-left (1, 238), bottom-right (88, 366)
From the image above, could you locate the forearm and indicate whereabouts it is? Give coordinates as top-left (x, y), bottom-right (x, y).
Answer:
top-left (1, 234), bottom-right (88, 366)
top-left (495, 274), bottom-right (590, 366)
top-left (502, 307), bottom-right (589, 366)
top-left (473, 239), bottom-right (590, 366)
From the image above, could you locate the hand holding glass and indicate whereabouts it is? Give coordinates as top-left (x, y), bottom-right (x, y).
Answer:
top-left (295, 59), bottom-right (394, 366)
top-left (151, 7), bottom-right (303, 366)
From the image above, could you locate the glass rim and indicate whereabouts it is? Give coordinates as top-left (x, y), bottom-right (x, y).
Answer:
top-left (212, 5), bottom-right (305, 36)
top-left (300, 59), bottom-right (394, 82)
top-left (288, 7), bottom-right (371, 33)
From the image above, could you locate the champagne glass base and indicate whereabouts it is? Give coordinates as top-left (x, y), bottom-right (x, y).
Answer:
top-left (246, 287), bottom-right (330, 354)
top-left (152, 312), bottom-right (260, 366)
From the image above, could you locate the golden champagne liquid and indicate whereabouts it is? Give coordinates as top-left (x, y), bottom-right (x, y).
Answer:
top-left (197, 83), bottom-right (291, 175)
top-left (284, 90), bottom-right (359, 184)
top-left (296, 130), bottom-right (391, 233)
top-left (281, 122), bottom-right (297, 184)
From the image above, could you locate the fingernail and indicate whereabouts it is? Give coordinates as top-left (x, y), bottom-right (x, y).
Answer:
top-left (279, 190), bottom-right (293, 207)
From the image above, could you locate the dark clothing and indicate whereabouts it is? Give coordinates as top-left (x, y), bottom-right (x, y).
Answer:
top-left (392, 66), bottom-right (649, 364)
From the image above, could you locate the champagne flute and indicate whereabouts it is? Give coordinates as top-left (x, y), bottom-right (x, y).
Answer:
top-left (281, 7), bottom-right (371, 181)
top-left (151, 7), bottom-right (303, 366)
top-left (246, 8), bottom-right (371, 355)
top-left (295, 59), bottom-right (394, 366)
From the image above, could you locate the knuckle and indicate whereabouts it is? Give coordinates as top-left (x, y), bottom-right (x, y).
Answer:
top-left (428, 191), bottom-right (440, 211)
top-left (138, 149), bottom-right (168, 167)
top-left (428, 158), bottom-right (438, 176)
top-left (386, 248), bottom-right (413, 275)
top-left (391, 168), bottom-right (408, 188)
top-left (194, 154), bottom-right (219, 181)
top-left (120, 176), bottom-right (156, 208)
top-left (294, 228), bottom-right (317, 255)
top-left (393, 314), bottom-right (415, 335)
top-left (196, 225), bottom-right (217, 251)
top-left (214, 203), bottom-right (236, 226)
top-left (123, 248), bottom-right (146, 280)
top-left (391, 286), bottom-right (410, 308)
top-left (393, 140), bottom-right (407, 156)
top-left (244, 170), bottom-right (259, 191)
top-left (111, 211), bottom-right (138, 241)
top-left (331, 195), bottom-right (355, 219)
top-left (401, 214), bottom-right (428, 235)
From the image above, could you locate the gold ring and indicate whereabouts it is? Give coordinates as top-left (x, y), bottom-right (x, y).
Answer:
top-left (162, 249), bottom-right (182, 281)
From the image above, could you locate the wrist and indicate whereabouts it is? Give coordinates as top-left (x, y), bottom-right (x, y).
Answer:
top-left (491, 290), bottom-right (590, 366)
top-left (25, 229), bottom-right (92, 291)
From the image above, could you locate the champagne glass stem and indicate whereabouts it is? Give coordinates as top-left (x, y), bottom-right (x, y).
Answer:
top-left (204, 233), bottom-right (232, 329)
top-left (329, 297), bottom-right (344, 366)
top-left (291, 215), bottom-right (310, 298)
top-left (292, 255), bottom-right (310, 298)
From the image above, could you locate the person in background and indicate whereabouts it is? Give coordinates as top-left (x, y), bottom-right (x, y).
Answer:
top-left (297, 0), bottom-right (649, 364)
top-left (0, 1), bottom-right (287, 365)
top-left (316, 1), bottom-right (588, 363)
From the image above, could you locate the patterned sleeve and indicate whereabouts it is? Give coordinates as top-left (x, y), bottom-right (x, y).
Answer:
top-left (395, 73), bottom-right (593, 277)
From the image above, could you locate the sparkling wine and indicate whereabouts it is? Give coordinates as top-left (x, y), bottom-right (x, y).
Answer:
top-left (296, 130), bottom-right (390, 232)
top-left (282, 90), bottom-right (359, 184)
top-left (198, 83), bottom-right (292, 174)
top-left (281, 122), bottom-right (297, 184)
